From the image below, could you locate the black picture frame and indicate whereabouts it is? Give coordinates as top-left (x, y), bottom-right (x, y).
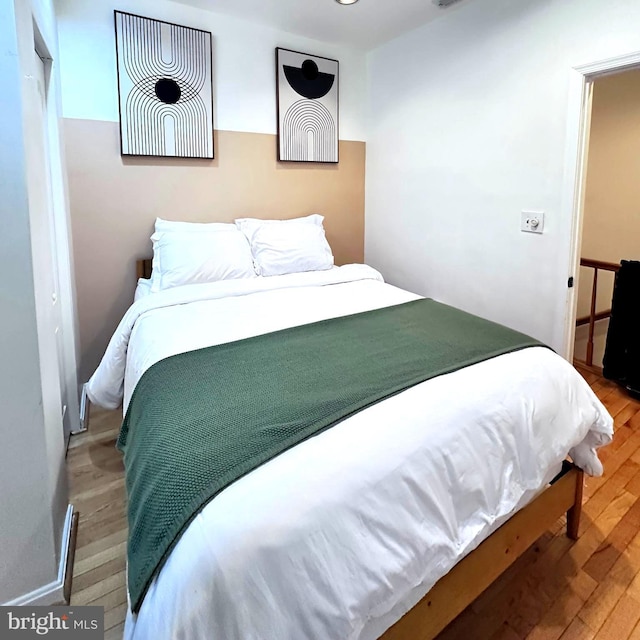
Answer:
top-left (114, 11), bottom-right (215, 159)
top-left (275, 47), bottom-right (340, 164)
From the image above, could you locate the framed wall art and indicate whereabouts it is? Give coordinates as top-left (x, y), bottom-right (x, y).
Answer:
top-left (114, 11), bottom-right (214, 159)
top-left (276, 48), bottom-right (339, 163)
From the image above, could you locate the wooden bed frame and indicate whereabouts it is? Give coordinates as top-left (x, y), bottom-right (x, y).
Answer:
top-left (136, 258), bottom-right (153, 280)
top-left (380, 463), bottom-right (583, 639)
top-left (135, 257), bottom-right (585, 639)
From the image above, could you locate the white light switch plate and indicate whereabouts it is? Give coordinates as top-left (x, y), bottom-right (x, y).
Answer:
top-left (521, 211), bottom-right (544, 234)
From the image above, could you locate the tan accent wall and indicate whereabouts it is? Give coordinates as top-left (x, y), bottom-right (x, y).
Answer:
top-left (64, 118), bottom-right (365, 382)
top-left (575, 69), bottom-right (640, 365)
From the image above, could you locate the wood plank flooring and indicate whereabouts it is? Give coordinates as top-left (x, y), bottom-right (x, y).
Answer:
top-left (68, 408), bottom-right (127, 640)
top-left (67, 368), bottom-right (640, 639)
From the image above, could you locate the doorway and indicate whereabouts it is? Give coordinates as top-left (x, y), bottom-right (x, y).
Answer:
top-left (563, 52), bottom-right (640, 371)
top-left (572, 68), bottom-right (640, 372)
top-left (32, 41), bottom-right (73, 448)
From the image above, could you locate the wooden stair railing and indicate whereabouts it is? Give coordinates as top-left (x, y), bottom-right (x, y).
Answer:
top-left (575, 258), bottom-right (620, 368)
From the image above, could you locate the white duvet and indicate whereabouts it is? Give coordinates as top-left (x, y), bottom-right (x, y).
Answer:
top-left (87, 265), bottom-right (613, 640)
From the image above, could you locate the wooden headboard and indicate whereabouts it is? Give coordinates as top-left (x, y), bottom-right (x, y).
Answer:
top-left (136, 259), bottom-right (153, 280)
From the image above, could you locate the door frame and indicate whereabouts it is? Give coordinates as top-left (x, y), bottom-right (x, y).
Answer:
top-left (33, 22), bottom-right (81, 443)
top-left (561, 50), bottom-right (640, 362)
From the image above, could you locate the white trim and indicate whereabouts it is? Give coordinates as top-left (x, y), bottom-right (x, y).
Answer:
top-left (561, 49), bottom-right (640, 361)
top-left (3, 505), bottom-right (74, 606)
top-left (73, 383), bottom-right (89, 434)
top-left (575, 50), bottom-right (640, 77)
top-left (560, 71), bottom-right (593, 360)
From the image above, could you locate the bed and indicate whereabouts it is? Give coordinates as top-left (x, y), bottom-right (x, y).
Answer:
top-left (86, 218), bottom-right (613, 640)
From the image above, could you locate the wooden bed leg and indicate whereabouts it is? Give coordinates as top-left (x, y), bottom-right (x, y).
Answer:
top-left (566, 468), bottom-right (584, 540)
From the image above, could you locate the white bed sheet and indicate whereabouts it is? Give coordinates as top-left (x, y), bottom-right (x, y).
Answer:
top-left (86, 264), bottom-right (613, 640)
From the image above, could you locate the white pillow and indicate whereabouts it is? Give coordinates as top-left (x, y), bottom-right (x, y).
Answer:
top-left (235, 215), bottom-right (334, 277)
top-left (150, 218), bottom-right (256, 292)
top-left (154, 218), bottom-right (234, 234)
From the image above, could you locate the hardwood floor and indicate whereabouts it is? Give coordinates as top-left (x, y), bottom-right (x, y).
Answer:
top-left (67, 369), bottom-right (640, 640)
top-left (68, 408), bottom-right (127, 639)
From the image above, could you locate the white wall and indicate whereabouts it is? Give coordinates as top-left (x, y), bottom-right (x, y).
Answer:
top-left (0, 0), bottom-right (72, 604)
top-left (365, 0), bottom-right (640, 352)
top-left (55, 0), bottom-right (367, 141)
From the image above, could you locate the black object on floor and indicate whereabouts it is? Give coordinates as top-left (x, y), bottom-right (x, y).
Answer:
top-left (602, 260), bottom-right (640, 397)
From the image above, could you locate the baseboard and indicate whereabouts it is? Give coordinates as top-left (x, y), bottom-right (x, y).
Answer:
top-left (573, 359), bottom-right (603, 376)
top-left (3, 505), bottom-right (76, 606)
top-left (63, 510), bottom-right (79, 603)
top-left (73, 384), bottom-right (90, 434)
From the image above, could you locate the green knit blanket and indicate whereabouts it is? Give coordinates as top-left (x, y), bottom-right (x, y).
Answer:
top-left (118, 298), bottom-right (543, 612)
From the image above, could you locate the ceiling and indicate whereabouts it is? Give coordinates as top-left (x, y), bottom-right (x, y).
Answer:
top-left (171, 0), bottom-right (470, 50)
